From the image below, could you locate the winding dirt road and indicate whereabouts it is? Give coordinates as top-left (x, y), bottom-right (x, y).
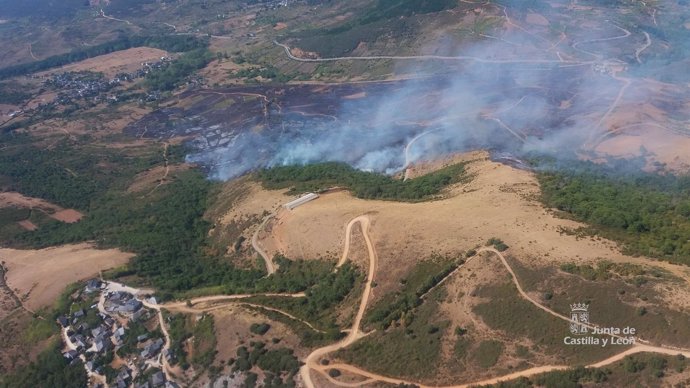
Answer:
top-left (301, 215), bottom-right (377, 388)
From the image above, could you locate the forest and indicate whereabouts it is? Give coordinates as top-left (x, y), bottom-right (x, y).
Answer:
top-left (258, 161), bottom-right (470, 201)
top-left (0, 133), bottom-right (162, 210)
top-left (145, 48), bottom-right (213, 91)
top-left (538, 162), bottom-right (690, 266)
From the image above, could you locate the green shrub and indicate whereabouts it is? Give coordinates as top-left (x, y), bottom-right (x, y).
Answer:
top-left (250, 323), bottom-right (271, 336)
top-left (487, 238), bottom-right (509, 252)
top-left (328, 369), bottom-right (341, 378)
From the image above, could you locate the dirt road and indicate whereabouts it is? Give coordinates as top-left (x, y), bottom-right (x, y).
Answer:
top-left (162, 292), bottom-right (306, 309)
top-left (301, 215), bottom-right (377, 388)
top-left (252, 214), bottom-right (277, 274)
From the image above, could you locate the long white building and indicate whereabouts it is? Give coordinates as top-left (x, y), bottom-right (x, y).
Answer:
top-left (283, 193), bottom-right (319, 210)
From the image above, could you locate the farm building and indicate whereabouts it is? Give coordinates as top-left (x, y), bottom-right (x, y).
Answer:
top-left (283, 193), bottom-right (319, 210)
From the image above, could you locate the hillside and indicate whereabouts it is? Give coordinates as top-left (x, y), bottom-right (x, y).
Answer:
top-left (1, 0), bottom-right (690, 387)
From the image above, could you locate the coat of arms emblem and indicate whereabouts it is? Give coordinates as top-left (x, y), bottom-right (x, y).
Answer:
top-left (570, 303), bottom-right (589, 335)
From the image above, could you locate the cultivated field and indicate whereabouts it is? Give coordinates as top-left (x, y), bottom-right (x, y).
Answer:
top-left (39, 47), bottom-right (170, 78)
top-left (0, 243), bottom-right (133, 310)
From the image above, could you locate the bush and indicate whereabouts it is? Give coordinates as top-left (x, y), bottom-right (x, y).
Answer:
top-left (624, 356), bottom-right (646, 373)
top-left (250, 323), bottom-right (271, 336)
top-left (487, 238), bottom-right (509, 252)
top-left (365, 255), bottom-right (459, 329)
top-left (328, 369), bottom-right (341, 378)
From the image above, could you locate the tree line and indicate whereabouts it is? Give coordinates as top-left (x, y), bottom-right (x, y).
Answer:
top-left (258, 161), bottom-right (470, 202)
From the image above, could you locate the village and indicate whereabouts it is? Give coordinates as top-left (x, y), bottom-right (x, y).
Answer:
top-left (57, 279), bottom-right (178, 388)
top-left (44, 56), bottom-right (173, 105)
top-left (1, 57), bottom-right (174, 121)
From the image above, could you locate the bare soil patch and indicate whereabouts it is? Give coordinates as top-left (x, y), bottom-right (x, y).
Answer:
top-left (595, 125), bottom-right (690, 171)
top-left (0, 192), bottom-right (83, 224)
top-left (0, 192), bottom-right (62, 213)
top-left (208, 179), bottom-right (288, 253)
top-left (51, 209), bottom-right (83, 223)
top-left (0, 243), bottom-right (133, 310)
top-left (199, 59), bottom-right (244, 87)
top-left (342, 91), bottom-right (366, 100)
top-left (17, 220), bottom-right (38, 231)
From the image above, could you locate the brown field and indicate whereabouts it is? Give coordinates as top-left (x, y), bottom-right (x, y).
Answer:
top-left (0, 104), bottom-right (19, 117)
top-left (39, 47), bottom-right (170, 78)
top-left (0, 191), bottom-right (83, 224)
top-left (0, 243), bottom-right (133, 310)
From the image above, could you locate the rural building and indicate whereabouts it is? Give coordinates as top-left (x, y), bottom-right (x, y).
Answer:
top-left (85, 279), bottom-right (103, 293)
top-left (152, 371), bottom-right (165, 387)
top-left (283, 193), bottom-right (319, 210)
top-left (57, 316), bottom-right (69, 327)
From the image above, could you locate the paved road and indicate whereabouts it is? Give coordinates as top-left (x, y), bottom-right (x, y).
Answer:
top-left (274, 40), bottom-right (591, 65)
